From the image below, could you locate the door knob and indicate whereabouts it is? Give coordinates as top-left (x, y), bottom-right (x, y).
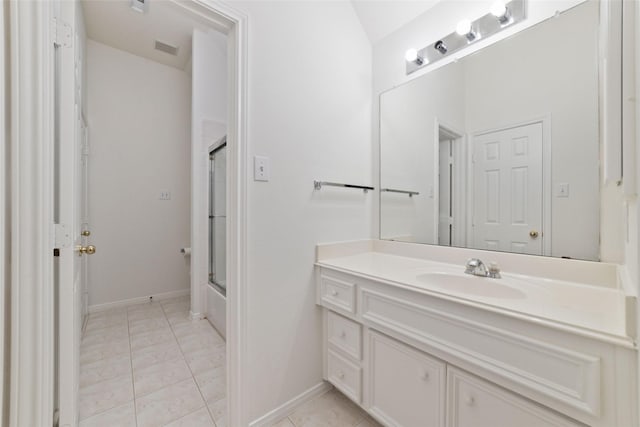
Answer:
top-left (81, 230), bottom-right (91, 236)
top-left (77, 245), bottom-right (96, 255)
top-left (529, 230), bottom-right (539, 239)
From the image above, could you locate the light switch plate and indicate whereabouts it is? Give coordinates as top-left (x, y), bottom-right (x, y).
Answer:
top-left (254, 156), bottom-right (270, 181)
top-left (556, 183), bottom-right (569, 198)
top-left (159, 190), bottom-right (171, 200)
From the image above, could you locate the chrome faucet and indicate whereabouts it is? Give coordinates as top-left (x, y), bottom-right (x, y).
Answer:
top-left (465, 258), bottom-right (501, 278)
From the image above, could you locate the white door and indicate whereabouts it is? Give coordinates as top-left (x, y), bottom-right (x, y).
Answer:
top-left (55, 0), bottom-right (90, 424)
top-left (80, 120), bottom-right (90, 326)
top-left (471, 122), bottom-right (543, 255)
top-left (438, 139), bottom-right (453, 246)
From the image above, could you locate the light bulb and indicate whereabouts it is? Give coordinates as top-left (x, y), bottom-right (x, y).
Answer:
top-left (405, 48), bottom-right (418, 62)
top-left (456, 19), bottom-right (472, 36)
top-left (405, 48), bottom-right (425, 65)
top-left (490, 1), bottom-right (507, 18)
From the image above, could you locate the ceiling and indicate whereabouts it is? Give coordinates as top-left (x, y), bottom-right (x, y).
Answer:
top-left (350, 0), bottom-right (442, 45)
top-left (81, 0), bottom-right (440, 69)
top-left (81, 0), bottom-right (220, 70)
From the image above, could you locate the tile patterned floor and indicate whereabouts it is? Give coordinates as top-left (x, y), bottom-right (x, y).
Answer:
top-left (79, 295), bottom-right (382, 427)
top-left (268, 389), bottom-right (382, 427)
top-left (79, 296), bottom-right (226, 427)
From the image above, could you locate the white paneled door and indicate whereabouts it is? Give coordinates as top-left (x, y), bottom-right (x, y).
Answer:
top-left (471, 122), bottom-right (544, 255)
top-left (56, 0), bottom-right (89, 425)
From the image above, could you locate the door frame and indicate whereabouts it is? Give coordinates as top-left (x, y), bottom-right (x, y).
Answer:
top-left (433, 118), bottom-right (466, 247)
top-left (468, 115), bottom-right (552, 256)
top-left (8, 1), bottom-right (250, 426)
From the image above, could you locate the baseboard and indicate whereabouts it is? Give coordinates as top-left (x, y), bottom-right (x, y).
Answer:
top-left (249, 382), bottom-right (333, 427)
top-left (88, 288), bottom-right (190, 313)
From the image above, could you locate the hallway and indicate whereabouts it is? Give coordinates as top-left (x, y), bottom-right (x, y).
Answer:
top-left (79, 296), bottom-right (226, 426)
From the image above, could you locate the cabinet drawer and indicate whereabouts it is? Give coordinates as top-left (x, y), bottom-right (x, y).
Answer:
top-left (320, 274), bottom-right (356, 314)
top-left (447, 368), bottom-right (582, 427)
top-left (328, 311), bottom-right (361, 360)
top-left (328, 349), bottom-right (362, 403)
top-left (367, 330), bottom-right (446, 427)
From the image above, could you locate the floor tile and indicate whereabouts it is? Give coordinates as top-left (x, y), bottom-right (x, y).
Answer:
top-left (194, 366), bottom-right (226, 405)
top-left (172, 320), bottom-right (218, 338)
top-left (355, 415), bottom-right (384, 427)
top-left (78, 401), bottom-right (136, 427)
top-left (80, 353), bottom-right (132, 388)
top-left (270, 417), bottom-right (295, 427)
top-left (166, 311), bottom-right (193, 326)
top-left (129, 317), bottom-right (170, 336)
top-left (79, 373), bottom-right (134, 420)
top-left (130, 328), bottom-right (176, 351)
top-left (131, 340), bottom-right (184, 370)
top-left (177, 332), bottom-right (225, 354)
top-left (207, 397), bottom-right (226, 424)
top-left (80, 338), bottom-right (130, 365)
top-left (135, 378), bottom-right (205, 427)
top-left (82, 324), bottom-right (130, 347)
top-left (133, 357), bottom-right (192, 397)
top-left (287, 389), bottom-right (367, 427)
top-left (164, 406), bottom-right (215, 427)
top-left (85, 315), bottom-right (128, 333)
top-left (184, 345), bottom-right (226, 375)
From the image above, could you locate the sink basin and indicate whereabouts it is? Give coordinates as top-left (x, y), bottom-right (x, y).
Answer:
top-left (416, 272), bottom-right (527, 299)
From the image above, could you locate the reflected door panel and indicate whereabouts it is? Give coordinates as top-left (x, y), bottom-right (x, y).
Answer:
top-left (472, 122), bottom-right (543, 255)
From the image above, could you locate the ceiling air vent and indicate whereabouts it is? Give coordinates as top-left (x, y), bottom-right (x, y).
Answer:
top-left (154, 40), bottom-right (179, 56)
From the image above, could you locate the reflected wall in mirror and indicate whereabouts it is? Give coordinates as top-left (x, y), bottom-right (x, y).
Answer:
top-left (380, 0), bottom-right (604, 261)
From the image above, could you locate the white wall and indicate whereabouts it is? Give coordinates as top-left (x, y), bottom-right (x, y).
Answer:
top-left (86, 40), bottom-right (192, 306)
top-left (232, 1), bottom-right (373, 422)
top-left (190, 28), bottom-right (227, 326)
top-left (380, 62), bottom-right (465, 243)
top-left (374, 0), bottom-right (608, 261)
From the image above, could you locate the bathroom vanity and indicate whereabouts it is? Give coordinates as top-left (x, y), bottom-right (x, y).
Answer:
top-left (315, 240), bottom-right (637, 427)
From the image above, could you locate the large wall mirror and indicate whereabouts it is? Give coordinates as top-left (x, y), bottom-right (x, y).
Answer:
top-left (380, 0), bottom-right (612, 261)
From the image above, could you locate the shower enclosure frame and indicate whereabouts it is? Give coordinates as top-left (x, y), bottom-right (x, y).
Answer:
top-left (209, 137), bottom-right (227, 296)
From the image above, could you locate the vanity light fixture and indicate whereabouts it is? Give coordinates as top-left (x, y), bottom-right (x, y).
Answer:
top-left (491, 0), bottom-right (511, 24)
top-left (405, 48), bottom-right (425, 66)
top-left (405, 0), bottom-right (526, 75)
top-left (434, 40), bottom-right (448, 55)
top-left (456, 19), bottom-right (477, 42)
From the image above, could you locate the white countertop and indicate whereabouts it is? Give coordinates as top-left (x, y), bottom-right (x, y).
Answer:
top-left (317, 250), bottom-right (634, 347)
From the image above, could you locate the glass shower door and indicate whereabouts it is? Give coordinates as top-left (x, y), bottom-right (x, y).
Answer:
top-left (209, 139), bottom-right (227, 294)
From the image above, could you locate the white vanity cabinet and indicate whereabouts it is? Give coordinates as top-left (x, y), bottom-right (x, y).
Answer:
top-left (366, 330), bottom-right (446, 427)
top-left (446, 368), bottom-right (581, 427)
top-left (316, 267), bottom-right (637, 427)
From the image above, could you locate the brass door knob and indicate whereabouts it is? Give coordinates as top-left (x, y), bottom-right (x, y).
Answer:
top-left (529, 230), bottom-right (539, 239)
top-left (78, 245), bottom-right (96, 255)
top-left (81, 230), bottom-right (91, 236)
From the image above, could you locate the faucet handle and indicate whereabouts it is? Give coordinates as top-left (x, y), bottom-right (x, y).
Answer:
top-left (488, 261), bottom-right (501, 278)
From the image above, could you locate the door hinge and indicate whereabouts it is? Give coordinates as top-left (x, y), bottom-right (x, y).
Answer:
top-left (52, 18), bottom-right (72, 48)
top-left (54, 223), bottom-right (71, 248)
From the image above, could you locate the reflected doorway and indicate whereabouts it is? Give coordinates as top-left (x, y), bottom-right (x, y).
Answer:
top-left (437, 125), bottom-right (465, 247)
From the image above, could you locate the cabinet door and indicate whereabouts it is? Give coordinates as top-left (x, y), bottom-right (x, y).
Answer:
top-left (447, 368), bottom-right (582, 427)
top-left (366, 330), bottom-right (446, 427)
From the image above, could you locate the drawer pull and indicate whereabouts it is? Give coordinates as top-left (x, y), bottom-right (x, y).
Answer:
top-left (464, 394), bottom-right (475, 406)
top-left (331, 290), bottom-right (338, 296)
top-left (421, 371), bottom-right (430, 381)
top-left (337, 370), bottom-right (345, 379)
top-left (340, 331), bottom-right (346, 338)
